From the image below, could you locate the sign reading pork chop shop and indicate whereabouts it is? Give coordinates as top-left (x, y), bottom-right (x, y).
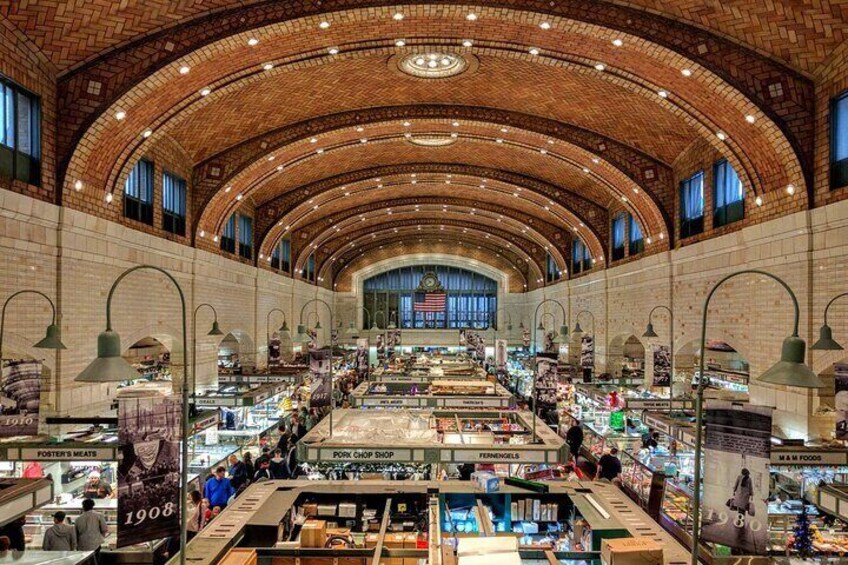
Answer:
top-left (14, 447), bottom-right (117, 461)
top-left (453, 449), bottom-right (547, 463)
top-left (319, 448), bottom-right (414, 462)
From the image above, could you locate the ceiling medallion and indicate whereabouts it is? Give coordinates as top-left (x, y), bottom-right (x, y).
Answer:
top-left (407, 135), bottom-right (459, 147)
top-left (398, 52), bottom-right (468, 78)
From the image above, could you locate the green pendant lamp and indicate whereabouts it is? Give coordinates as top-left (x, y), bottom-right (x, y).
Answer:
top-left (812, 324), bottom-right (843, 351)
top-left (536, 321), bottom-right (545, 332)
top-left (33, 323), bottom-right (67, 350)
top-left (758, 335), bottom-right (823, 388)
top-left (642, 322), bottom-right (659, 339)
top-left (278, 319), bottom-right (290, 338)
top-left (572, 322), bottom-right (583, 335)
top-left (208, 320), bottom-right (225, 336)
top-left (76, 330), bottom-right (140, 382)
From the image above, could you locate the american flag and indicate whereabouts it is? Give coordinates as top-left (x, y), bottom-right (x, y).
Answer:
top-left (414, 291), bottom-right (446, 312)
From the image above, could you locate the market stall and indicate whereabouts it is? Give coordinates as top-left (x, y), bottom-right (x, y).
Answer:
top-left (349, 380), bottom-right (514, 409)
top-left (297, 408), bottom-right (566, 480)
top-left (174, 479), bottom-right (690, 565)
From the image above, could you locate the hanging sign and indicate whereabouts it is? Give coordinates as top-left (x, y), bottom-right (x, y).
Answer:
top-left (770, 450), bottom-right (848, 466)
top-left (319, 448), bottom-right (414, 462)
top-left (652, 345), bottom-right (671, 387)
top-left (495, 339), bottom-right (508, 371)
top-left (450, 449), bottom-right (547, 463)
top-left (268, 332), bottom-right (281, 366)
top-left (309, 347), bottom-right (333, 408)
top-left (11, 446), bottom-right (116, 461)
top-left (439, 397), bottom-right (508, 408)
top-left (701, 401), bottom-right (772, 555)
top-left (0, 360), bottom-right (42, 437)
top-left (376, 333), bottom-right (386, 362)
top-left (580, 335), bottom-right (594, 374)
top-left (117, 395), bottom-right (181, 547)
top-left (534, 353), bottom-right (558, 411)
top-left (356, 338), bottom-right (370, 381)
top-left (836, 363), bottom-right (848, 439)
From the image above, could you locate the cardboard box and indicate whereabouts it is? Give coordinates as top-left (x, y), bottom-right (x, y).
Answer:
top-left (338, 502), bottom-right (357, 518)
top-left (601, 537), bottom-right (663, 565)
top-left (300, 520), bottom-right (327, 548)
top-left (302, 503), bottom-right (318, 517)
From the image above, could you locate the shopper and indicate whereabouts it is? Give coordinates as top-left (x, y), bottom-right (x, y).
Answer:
top-left (275, 425), bottom-right (291, 453)
top-left (204, 466), bottom-right (235, 509)
top-left (255, 446), bottom-right (272, 468)
top-left (227, 454), bottom-right (248, 490)
top-left (285, 438), bottom-right (300, 479)
top-left (75, 498), bottom-right (108, 559)
top-left (644, 431), bottom-right (661, 450)
top-left (254, 459), bottom-right (273, 482)
top-left (565, 423), bottom-right (584, 463)
top-left (269, 448), bottom-right (287, 479)
top-left (243, 452), bottom-right (255, 485)
top-left (43, 511), bottom-right (77, 551)
top-left (186, 490), bottom-right (206, 541)
top-left (290, 415), bottom-right (307, 442)
top-left (0, 516), bottom-right (25, 551)
top-left (596, 447), bottom-right (622, 482)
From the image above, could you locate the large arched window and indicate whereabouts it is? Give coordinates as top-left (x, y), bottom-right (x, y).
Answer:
top-left (363, 265), bottom-right (498, 329)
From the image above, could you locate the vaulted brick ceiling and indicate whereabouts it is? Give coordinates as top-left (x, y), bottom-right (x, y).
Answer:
top-left (11, 1), bottom-right (831, 290)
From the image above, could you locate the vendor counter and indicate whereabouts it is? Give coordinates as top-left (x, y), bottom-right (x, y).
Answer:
top-left (350, 380), bottom-right (513, 409)
top-left (298, 409), bottom-right (566, 467)
top-left (173, 479), bottom-right (691, 565)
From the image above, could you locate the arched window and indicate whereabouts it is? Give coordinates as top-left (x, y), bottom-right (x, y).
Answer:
top-left (363, 266), bottom-right (497, 329)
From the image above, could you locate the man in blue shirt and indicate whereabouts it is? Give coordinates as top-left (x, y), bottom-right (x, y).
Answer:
top-left (204, 466), bottom-right (235, 509)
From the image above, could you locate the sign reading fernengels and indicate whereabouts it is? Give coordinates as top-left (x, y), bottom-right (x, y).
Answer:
top-left (320, 448), bottom-right (415, 462)
top-left (771, 450), bottom-right (848, 465)
top-left (16, 447), bottom-right (116, 461)
top-left (440, 397), bottom-right (506, 408)
top-left (455, 449), bottom-right (547, 463)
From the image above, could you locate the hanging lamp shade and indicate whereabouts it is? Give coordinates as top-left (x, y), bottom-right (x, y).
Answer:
top-left (279, 320), bottom-right (290, 334)
top-left (387, 320), bottom-right (397, 330)
top-left (314, 320), bottom-right (322, 330)
top-left (33, 324), bottom-right (67, 350)
top-left (75, 330), bottom-right (140, 382)
top-left (559, 325), bottom-right (569, 339)
top-left (758, 336), bottom-right (823, 388)
top-left (506, 323), bottom-right (513, 331)
top-left (642, 322), bottom-right (659, 339)
top-left (346, 321), bottom-right (359, 339)
top-left (572, 322), bottom-right (583, 335)
top-left (208, 320), bottom-right (225, 336)
top-left (295, 324), bottom-right (312, 345)
top-left (536, 321), bottom-right (545, 332)
top-left (811, 324), bottom-right (843, 351)
top-left (519, 321), bottom-right (525, 330)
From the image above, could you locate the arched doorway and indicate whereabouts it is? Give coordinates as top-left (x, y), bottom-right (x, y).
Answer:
top-left (120, 336), bottom-right (172, 393)
top-left (218, 330), bottom-right (256, 374)
top-left (607, 335), bottom-right (646, 384)
top-left (675, 339), bottom-right (750, 395)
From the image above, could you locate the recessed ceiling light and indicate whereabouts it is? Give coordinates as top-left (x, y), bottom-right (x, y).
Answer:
top-left (236, 193), bottom-right (243, 201)
top-left (200, 230), bottom-right (205, 237)
top-left (356, 127), bottom-right (364, 132)
top-left (360, 138), bottom-right (368, 143)
top-left (592, 158), bottom-right (599, 164)
top-left (115, 110), bottom-right (126, 120)
top-left (450, 132), bottom-right (458, 138)
top-left (745, 114), bottom-right (756, 124)
top-left (540, 22), bottom-right (551, 30)
top-left (395, 39), bottom-right (406, 47)
top-left (404, 133), bottom-right (412, 138)
top-left (328, 47), bottom-right (339, 55)
top-left (142, 129), bottom-right (153, 138)
top-left (496, 138), bottom-right (503, 143)
top-left (681, 68), bottom-right (692, 77)
top-left (787, 184), bottom-right (796, 195)
top-left (247, 38), bottom-right (259, 46)
top-left (539, 148), bottom-right (547, 154)
top-left (310, 137), bottom-right (318, 143)
top-left (263, 63), bottom-right (274, 70)
top-left (582, 167), bottom-right (589, 173)
top-left (529, 47), bottom-right (540, 55)
top-left (393, 12), bottom-right (404, 20)
top-left (500, 127), bottom-right (508, 133)
top-left (716, 131), bottom-right (727, 141)
top-left (466, 13), bottom-right (478, 21)
top-left (276, 165), bottom-right (284, 171)
top-left (462, 40), bottom-right (473, 47)
top-left (213, 235), bottom-right (219, 242)
top-left (316, 148), bottom-right (324, 154)
top-left (179, 66), bottom-right (190, 74)
top-left (105, 192), bottom-right (113, 203)
top-left (594, 63), bottom-right (606, 71)
top-left (267, 155), bottom-right (275, 161)
top-left (224, 186), bottom-right (231, 193)
top-left (657, 90), bottom-right (668, 98)
top-left (612, 39), bottom-right (623, 47)
top-left (403, 121), bottom-right (411, 127)
top-left (755, 195), bottom-right (763, 206)
top-left (319, 21), bottom-right (330, 29)
top-left (74, 180), bottom-right (83, 191)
